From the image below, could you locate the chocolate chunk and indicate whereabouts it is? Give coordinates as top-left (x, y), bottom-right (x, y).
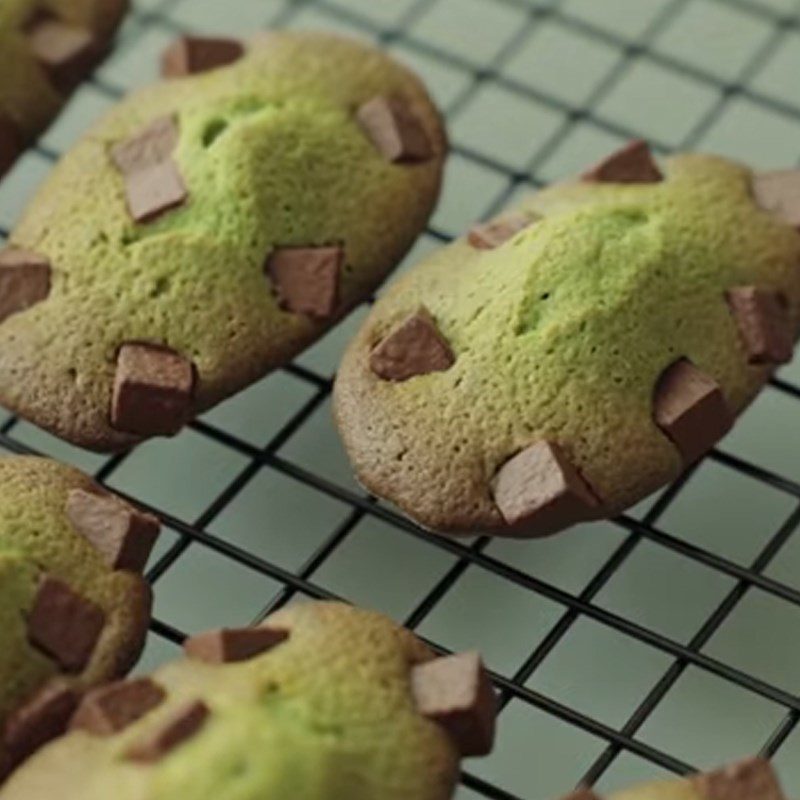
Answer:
top-left (184, 626), bottom-right (289, 664)
top-left (111, 116), bottom-right (187, 223)
top-left (70, 678), bottom-right (165, 736)
top-left (370, 309), bottom-right (455, 381)
top-left (582, 139), bottom-right (662, 184)
top-left (3, 682), bottom-right (79, 766)
top-left (692, 758), bottom-right (785, 800)
top-left (491, 440), bottom-right (599, 536)
top-left (726, 286), bottom-right (793, 365)
top-left (27, 576), bottom-right (106, 672)
top-left (111, 116), bottom-right (180, 176)
top-left (0, 249), bottom-right (51, 323)
top-left (468, 212), bottom-right (536, 250)
top-left (125, 700), bottom-right (209, 763)
top-left (0, 114), bottom-right (21, 176)
top-left (752, 170), bottom-right (800, 229)
top-left (27, 18), bottom-right (100, 93)
top-left (161, 37), bottom-right (244, 78)
top-left (66, 488), bottom-right (160, 573)
top-left (357, 95), bottom-right (433, 164)
top-left (411, 652), bottom-right (496, 757)
top-left (111, 343), bottom-right (194, 436)
top-left (125, 160), bottom-right (188, 223)
top-left (653, 358), bottom-right (733, 463)
top-left (266, 245), bottom-right (343, 319)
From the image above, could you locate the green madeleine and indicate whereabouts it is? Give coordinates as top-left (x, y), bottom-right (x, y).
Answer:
top-left (2, 603), bottom-right (468, 800)
top-left (0, 457), bottom-right (150, 775)
top-left (0, 31), bottom-right (445, 450)
top-left (335, 154), bottom-right (800, 536)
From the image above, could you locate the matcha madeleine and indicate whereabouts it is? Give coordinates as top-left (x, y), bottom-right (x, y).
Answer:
top-left (0, 456), bottom-right (155, 777)
top-left (0, 31), bottom-right (446, 451)
top-left (335, 143), bottom-right (800, 538)
top-left (1, 602), bottom-right (496, 800)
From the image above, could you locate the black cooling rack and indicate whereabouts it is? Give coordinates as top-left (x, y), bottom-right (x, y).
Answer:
top-left (1, 0), bottom-right (800, 797)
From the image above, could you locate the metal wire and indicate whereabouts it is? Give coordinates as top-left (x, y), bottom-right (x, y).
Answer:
top-left (1, 0), bottom-right (800, 796)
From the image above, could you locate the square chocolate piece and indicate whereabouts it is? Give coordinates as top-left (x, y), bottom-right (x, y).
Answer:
top-left (111, 343), bottom-right (194, 436)
top-left (468, 212), bottom-right (535, 250)
top-left (266, 245), bottom-right (343, 319)
top-left (3, 682), bottom-right (79, 765)
top-left (27, 576), bottom-right (105, 672)
top-left (0, 249), bottom-right (51, 323)
top-left (125, 700), bottom-right (209, 763)
top-left (66, 488), bottom-right (160, 573)
top-left (70, 679), bottom-right (165, 736)
top-left (357, 95), bottom-right (433, 164)
top-left (491, 440), bottom-right (599, 536)
top-left (124, 160), bottom-right (188, 224)
top-left (183, 626), bottom-right (289, 664)
top-left (582, 139), bottom-right (662, 184)
top-left (726, 286), bottom-right (793, 365)
top-left (652, 359), bottom-right (733, 463)
top-left (111, 116), bottom-right (180, 176)
top-left (161, 37), bottom-right (244, 78)
top-left (411, 652), bottom-right (496, 757)
top-left (27, 18), bottom-right (100, 93)
top-left (370, 309), bottom-right (455, 381)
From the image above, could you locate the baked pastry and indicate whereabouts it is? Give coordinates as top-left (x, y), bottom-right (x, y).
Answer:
top-left (0, 0), bottom-right (128, 177)
top-left (0, 602), bottom-right (496, 799)
top-left (335, 142), bottom-right (800, 537)
top-left (0, 456), bottom-right (156, 778)
top-left (0, 31), bottom-right (445, 450)
top-left (559, 756), bottom-right (785, 800)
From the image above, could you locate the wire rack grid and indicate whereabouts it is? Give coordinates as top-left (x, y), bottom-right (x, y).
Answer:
top-left (1, 0), bottom-right (800, 797)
